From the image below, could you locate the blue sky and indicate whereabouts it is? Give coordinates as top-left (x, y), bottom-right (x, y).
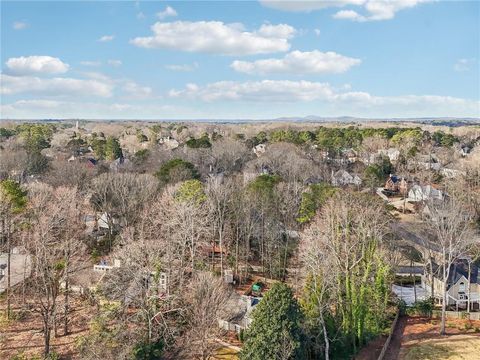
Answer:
top-left (1, 0), bottom-right (479, 119)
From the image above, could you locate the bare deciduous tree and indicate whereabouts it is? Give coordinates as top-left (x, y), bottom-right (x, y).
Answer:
top-left (424, 192), bottom-right (478, 335)
top-left (182, 272), bottom-right (233, 360)
top-left (27, 184), bottom-right (83, 355)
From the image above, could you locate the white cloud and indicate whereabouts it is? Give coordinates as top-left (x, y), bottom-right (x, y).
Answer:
top-left (108, 59), bottom-right (122, 67)
top-left (80, 60), bottom-right (102, 67)
top-left (314, 28), bottom-right (321, 36)
top-left (168, 79), bottom-right (480, 116)
top-left (261, 0), bottom-right (431, 22)
top-left (5, 56), bottom-right (69, 75)
top-left (231, 50), bottom-right (361, 75)
top-left (165, 62), bottom-right (199, 72)
top-left (98, 35), bottom-right (115, 42)
top-left (454, 58), bottom-right (475, 72)
top-left (122, 81), bottom-right (152, 98)
top-left (257, 23), bottom-right (296, 39)
top-left (0, 100), bottom-right (176, 119)
top-left (260, 0), bottom-right (365, 12)
top-left (13, 21), bottom-right (28, 30)
top-left (130, 21), bottom-right (296, 55)
top-left (333, 0), bottom-right (432, 22)
top-left (333, 10), bottom-right (363, 20)
top-left (169, 80), bottom-right (336, 102)
top-left (1, 73), bottom-right (113, 97)
top-left (81, 71), bottom-right (113, 82)
top-left (156, 6), bottom-right (177, 19)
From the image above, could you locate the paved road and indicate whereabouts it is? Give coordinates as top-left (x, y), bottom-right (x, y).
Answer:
top-left (0, 253), bottom-right (31, 293)
top-left (390, 222), bottom-right (441, 253)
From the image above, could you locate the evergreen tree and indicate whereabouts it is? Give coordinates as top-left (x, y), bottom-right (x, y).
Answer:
top-left (105, 136), bottom-right (123, 160)
top-left (240, 282), bottom-right (304, 360)
top-left (155, 159), bottom-right (199, 185)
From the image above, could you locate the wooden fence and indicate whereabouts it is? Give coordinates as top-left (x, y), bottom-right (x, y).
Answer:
top-left (431, 310), bottom-right (480, 321)
top-left (377, 310), bottom-right (401, 360)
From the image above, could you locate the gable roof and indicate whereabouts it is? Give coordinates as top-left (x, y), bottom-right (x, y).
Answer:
top-left (449, 259), bottom-right (480, 285)
top-left (433, 259), bottom-right (480, 289)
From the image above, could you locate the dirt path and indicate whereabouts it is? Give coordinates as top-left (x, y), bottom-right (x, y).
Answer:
top-left (354, 335), bottom-right (388, 360)
top-left (384, 316), bottom-right (408, 360)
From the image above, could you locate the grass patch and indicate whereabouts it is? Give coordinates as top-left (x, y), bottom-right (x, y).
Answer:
top-left (405, 343), bottom-right (455, 360)
top-left (211, 346), bottom-right (239, 360)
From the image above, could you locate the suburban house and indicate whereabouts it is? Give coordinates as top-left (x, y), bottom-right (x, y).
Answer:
top-left (304, 176), bottom-right (323, 186)
top-left (110, 156), bottom-right (130, 172)
top-left (384, 175), bottom-right (408, 195)
top-left (219, 294), bottom-right (262, 333)
top-left (421, 259), bottom-right (480, 310)
top-left (378, 148), bottom-right (401, 162)
top-left (253, 143), bottom-right (266, 157)
top-left (84, 212), bottom-right (120, 235)
top-left (243, 164), bottom-right (272, 184)
top-left (408, 184), bottom-right (443, 202)
top-left (158, 136), bottom-right (179, 150)
top-left (411, 154), bottom-right (442, 171)
top-left (83, 158), bottom-right (98, 168)
top-left (460, 145), bottom-right (471, 157)
top-left (341, 148), bottom-right (358, 164)
top-left (331, 170), bottom-right (362, 187)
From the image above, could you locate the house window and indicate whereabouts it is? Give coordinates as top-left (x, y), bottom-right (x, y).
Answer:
top-left (459, 282), bottom-right (466, 293)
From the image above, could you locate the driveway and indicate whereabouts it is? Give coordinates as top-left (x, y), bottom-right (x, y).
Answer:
top-left (0, 253), bottom-right (31, 293)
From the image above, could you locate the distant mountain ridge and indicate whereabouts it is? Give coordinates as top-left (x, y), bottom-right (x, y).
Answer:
top-left (4, 116), bottom-right (480, 125)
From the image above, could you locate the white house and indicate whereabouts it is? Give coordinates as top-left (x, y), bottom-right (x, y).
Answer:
top-left (421, 259), bottom-right (480, 310)
top-left (159, 137), bottom-right (179, 150)
top-left (408, 184), bottom-right (443, 202)
top-left (378, 148), bottom-right (400, 162)
top-left (331, 170), bottom-right (362, 187)
top-left (253, 143), bottom-right (266, 157)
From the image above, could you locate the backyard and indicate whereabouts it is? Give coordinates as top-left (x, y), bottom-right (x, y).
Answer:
top-left (386, 316), bottom-right (480, 360)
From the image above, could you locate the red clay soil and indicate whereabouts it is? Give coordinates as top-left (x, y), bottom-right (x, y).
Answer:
top-left (354, 334), bottom-right (389, 360)
top-left (0, 299), bottom-right (96, 359)
top-left (383, 316), bottom-right (408, 360)
top-left (383, 316), bottom-right (480, 360)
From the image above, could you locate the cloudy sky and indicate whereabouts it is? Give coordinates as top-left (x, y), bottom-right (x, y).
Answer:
top-left (1, 0), bottom-right (479, 120)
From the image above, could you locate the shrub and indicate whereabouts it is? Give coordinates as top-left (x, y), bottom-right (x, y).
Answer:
top-left (134, 149), bottom-right (150, 164)
top-left (186, 135), bottom-right (211, 148)
top-left (131, 340), bottom-right (164, 360)
top-left (411, 298), bottom-right (433, 317)
top-left (155, 159), bottom-right (199, 185)
top-left (397, 299), bottom-right (407, 316)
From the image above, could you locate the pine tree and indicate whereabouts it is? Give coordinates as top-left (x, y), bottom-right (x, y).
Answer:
top-left (105, 136), bottom-right (123, 160)
top-left (240, 282), bottom-right (304, 360)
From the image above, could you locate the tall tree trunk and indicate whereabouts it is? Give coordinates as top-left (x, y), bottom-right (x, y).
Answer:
top-left (429, 258), bottom-right (435, 299)
top-left (411, 260), bottom-right (417, 303)
top-left (7, 250), bottom-right (11, 319)
top-left (219, 227), bottom-right (224, 275)
top-left (467, 260), bottom-right (471, 313)
top-left (64, 252), bottom-right (70, 336)
top-left (440, 273), bottom-right (447, 335)
top-left (6, 225), bottom-right (11, 319)
top-left (320, 310), bottom-right (330, 360)
top-left (44, 315), bottom-right (51, 356)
